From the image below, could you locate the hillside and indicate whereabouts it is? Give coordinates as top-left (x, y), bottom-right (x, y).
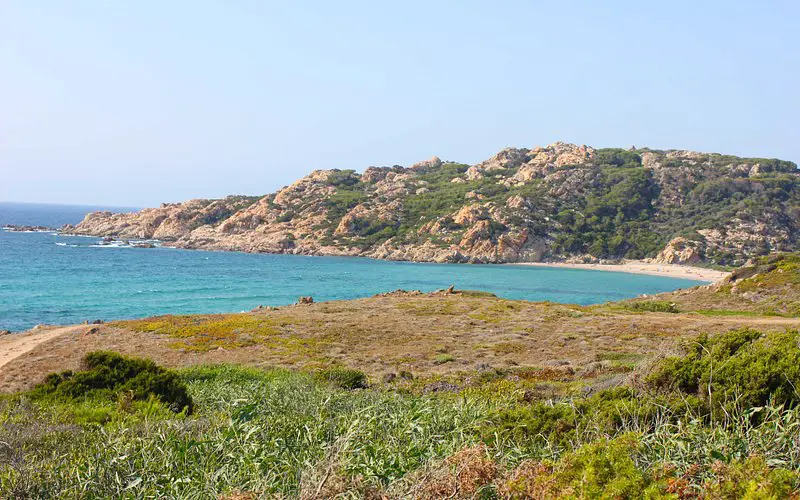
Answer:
top-left (631, 253), bottom-right (800, 316)
top-left (64, 142), bottom-right (798, 265)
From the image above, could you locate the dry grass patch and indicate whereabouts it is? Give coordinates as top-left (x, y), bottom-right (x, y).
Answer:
top-left (113, 314), bottom-right (283, 351)
top-left (4, 293), bottom-right (800, 394)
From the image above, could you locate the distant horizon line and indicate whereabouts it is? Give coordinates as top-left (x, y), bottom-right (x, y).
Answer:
top-left (0, 200), bottom-right (143, 210)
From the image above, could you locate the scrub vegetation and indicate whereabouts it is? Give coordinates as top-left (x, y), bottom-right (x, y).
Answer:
top-left (3, 331), bottom-right (800, 497)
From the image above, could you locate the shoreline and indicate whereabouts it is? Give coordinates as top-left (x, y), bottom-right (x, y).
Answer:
top-left (513, 260), bottom-right (729, 282)
top-left (11, 229), bottom-right (730, 282)
top-left (17, 229), bottom-right (730, 282)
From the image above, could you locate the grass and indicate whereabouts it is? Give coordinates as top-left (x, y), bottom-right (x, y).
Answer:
top-left (114, 314), bottom-right (283, 351)
top-left (468, 300), bottom-right (524, 323)
top-left (433, 353), bottom-right (455, 365)
top-left (0, 365), bottom-right (491, 497)
top-left (395, 299), bottom-right (460, 316)
top-left (4, 357), bottom-right (800, 497)
top-left (314, 366), bottom-right (368, 389)
top-left (491, 342), bottom-right (526, 355)
top-left (691, 309), bottom-right (788, 317)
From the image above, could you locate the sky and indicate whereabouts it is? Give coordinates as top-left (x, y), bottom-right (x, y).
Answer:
top-left (0, 1), bottom-right (797, 207)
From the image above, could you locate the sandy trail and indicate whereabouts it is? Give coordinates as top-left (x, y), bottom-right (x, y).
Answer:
top-left (514, 260), bottom-right (729, 282)
top-left (0, 325), bottom-right (85, 372)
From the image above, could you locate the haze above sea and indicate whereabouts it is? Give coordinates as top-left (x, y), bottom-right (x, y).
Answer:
top-left (0, 202), bottom-right (703, 332)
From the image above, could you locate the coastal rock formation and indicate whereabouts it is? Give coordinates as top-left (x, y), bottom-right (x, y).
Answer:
top-left (651, 237), bottom-right (704, 265)
top-left (1, 225), bottom-right (55, 232)
top-left (64, 142), bottom-right (800, 266)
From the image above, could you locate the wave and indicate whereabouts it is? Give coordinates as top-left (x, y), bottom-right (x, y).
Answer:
top-left (88, 243), bottom-right (130, 248)
top-left (86, 239), bottom-right (162, 249)
top-left (2, 228), bottom-right (58, 234)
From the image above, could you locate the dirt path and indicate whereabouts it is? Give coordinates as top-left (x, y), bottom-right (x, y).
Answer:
top-left (0, 325), bottom-right (86, 371)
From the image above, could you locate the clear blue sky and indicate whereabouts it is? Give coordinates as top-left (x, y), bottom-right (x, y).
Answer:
top-left (1, 1), bottom-right (797, 207)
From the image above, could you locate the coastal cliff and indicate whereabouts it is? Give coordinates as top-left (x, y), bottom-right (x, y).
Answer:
top-left (64, 142), bottom-right (799, 265)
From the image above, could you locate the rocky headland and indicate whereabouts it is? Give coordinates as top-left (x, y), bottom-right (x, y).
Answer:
top-left (63, 142), bottom-right (799, 266)
top-left (2, 224), bottom-right (57, 233)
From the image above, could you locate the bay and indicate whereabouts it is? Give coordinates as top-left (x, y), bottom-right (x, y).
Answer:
top-left (0, 202), bottom-right (703, 331)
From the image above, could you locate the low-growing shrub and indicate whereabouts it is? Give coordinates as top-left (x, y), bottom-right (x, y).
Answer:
top-left (459, 290), bottom-right (498, 298)
top-left (498, 434), bottom-right (664, 498)
top-left (625, 301), bottom-right (679, 313)
top-left (698, 456), bottom-right (800, 498)
top-left (647, 328), bottom-right (800, 416)
top-left (486, 399), bottom-right (579, 448)
top-left (433, 354), bottom-right (455, 365)
top-left (7, 362), bottom-right (800, 497)
top-left (485, 387), bottom-right (702, 449)
top-left (31, 351), bottom-right (193, 413)
top-left (314, 367), bottom-right (368, 390)
top-left (548, 434), bottom-right (656, 498)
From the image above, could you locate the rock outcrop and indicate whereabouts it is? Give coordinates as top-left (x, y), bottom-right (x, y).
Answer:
top-left (651, 237), bottom-right (704, 264)
top-left (64, 143), bottom-right (799, 266)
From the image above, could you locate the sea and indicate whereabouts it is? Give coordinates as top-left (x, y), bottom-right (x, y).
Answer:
top-left (0, 202), bottom-right (704, 332)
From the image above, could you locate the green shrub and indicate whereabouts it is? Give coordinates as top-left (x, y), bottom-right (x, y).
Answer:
top-left (459, 290), bottom-right (498, 298)
top-left (485, 387), bottom-right (702, 450)
top-left (486, 400), bottom-right (578, 447)
top-left (550, 434), bottom-right (656, 498)
top-left (699, 456), bottom-right (800, 498)
top-left (647, 329), bottom-right (800, 416)
top-left (314, 367), bottom-right (368, 389)
top-left (327, 169), bottom-right (360, 187)
top-left (433, 354), bottom-right (455, 365)
top-left (7, 363), bottom-right (800, 497)
top-left (624, 301), bottom-right (679, 313)
top-left (32, 351), bottom-right (193, 413)
top-left (276, 210), bottom-right (295, 223)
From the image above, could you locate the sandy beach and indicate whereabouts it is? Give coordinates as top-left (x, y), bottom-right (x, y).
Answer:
top-left (0, 325), bottom-right (88, 371)
top-left (514, 260), bottom-right (729, 282)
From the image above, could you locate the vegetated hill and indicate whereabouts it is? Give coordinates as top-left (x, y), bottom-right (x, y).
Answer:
top-left (64, 142), bottom-right (799, 265)
top-left (630, 253), bottom-right (800, 316)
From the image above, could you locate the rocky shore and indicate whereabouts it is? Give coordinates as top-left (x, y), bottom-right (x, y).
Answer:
top-left (63, 142), bottom-right (798, 266)
top-left (2, 224), bottom-right (57, 233)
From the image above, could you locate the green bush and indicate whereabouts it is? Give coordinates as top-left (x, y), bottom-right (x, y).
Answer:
top-left (696, 456), bottom-right (800, 498)
top-left (32, 351), bottom-right (193, 413)
top-left (647, 329), bottom-right (800, 415)
top-left (7, 363), bottom-right (800, 497)
top-left (625, 301), bottom-right (679, 313)
top-left (550, 434), bottom-right (656, 498)
top-left (486, 400), bottom-right (579, 447)
top-left (327, 169), bottom-right (360, 187)
top-left (433, 353), bottom-right (455, 365)
top-left (314, 367), bottom-right (368, 389)
top-left (485, 387), bottom-right (702, 450)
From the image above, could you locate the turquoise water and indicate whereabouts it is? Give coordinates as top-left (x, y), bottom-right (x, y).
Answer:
top-left (0, 202), bottom-right (704, 331)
